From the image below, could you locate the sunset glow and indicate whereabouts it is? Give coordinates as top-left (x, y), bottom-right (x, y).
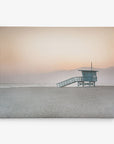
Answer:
top-left (0, 27), bottom-right (114, 74)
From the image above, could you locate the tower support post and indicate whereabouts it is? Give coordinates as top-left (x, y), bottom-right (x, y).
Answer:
top-left (82, 81), bottom-right (84, 87)
top-left (89, 81), bottom-right (91, 87)
top-left (93, 82), bottom-right (95, 87)
top-left (78, 82), bottom-right (79, 87)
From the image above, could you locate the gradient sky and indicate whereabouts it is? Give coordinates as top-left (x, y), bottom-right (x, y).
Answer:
top-left (0, 27), bottom-right (114, 74)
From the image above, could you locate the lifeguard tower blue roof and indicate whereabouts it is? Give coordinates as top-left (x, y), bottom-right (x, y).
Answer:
top-left (79, 70), bottom-right (98, 72)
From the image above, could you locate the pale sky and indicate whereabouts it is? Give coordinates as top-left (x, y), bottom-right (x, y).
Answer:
top-left (0, 27), bottom-right (114, 74)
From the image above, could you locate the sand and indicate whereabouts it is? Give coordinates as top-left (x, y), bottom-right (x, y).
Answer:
top-left (0, 86), bottom-right (114, 118)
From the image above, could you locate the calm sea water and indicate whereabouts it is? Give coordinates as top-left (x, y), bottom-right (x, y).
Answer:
top-left (0, 83), bottom-right (55, 88)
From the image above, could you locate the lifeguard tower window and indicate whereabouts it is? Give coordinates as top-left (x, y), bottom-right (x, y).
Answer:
top-left (79, 70), bottom-right (98, 83)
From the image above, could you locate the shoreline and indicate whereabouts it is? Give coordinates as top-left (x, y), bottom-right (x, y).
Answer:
top-left (0, 85), bottom-right (114, 88)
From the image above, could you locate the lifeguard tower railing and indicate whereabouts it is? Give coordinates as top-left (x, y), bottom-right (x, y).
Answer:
top-left (56, 76), bottom-right (97, 88)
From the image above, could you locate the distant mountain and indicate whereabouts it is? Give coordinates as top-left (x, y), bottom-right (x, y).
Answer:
top-left (0, 67), bottom-right (114, 86)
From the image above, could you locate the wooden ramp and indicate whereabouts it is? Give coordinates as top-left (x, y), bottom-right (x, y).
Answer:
top-left (56, 77), bottom-right (83, 87)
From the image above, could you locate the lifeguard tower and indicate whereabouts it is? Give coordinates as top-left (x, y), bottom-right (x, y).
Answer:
top-left (56, 62), bottom-right (98, 87)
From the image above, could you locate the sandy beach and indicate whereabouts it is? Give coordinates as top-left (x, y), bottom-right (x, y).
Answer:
top-left (0, 86), bottom-right (114, 118)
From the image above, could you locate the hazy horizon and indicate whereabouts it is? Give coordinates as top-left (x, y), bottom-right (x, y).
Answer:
top-left (0, 66), bottom-right (114, 86)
